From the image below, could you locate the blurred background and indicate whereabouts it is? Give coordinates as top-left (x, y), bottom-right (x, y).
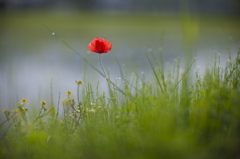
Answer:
top-left (0, 0), bottom-right (240, 14)
top-left (0, 0), bottom-right (240, 112)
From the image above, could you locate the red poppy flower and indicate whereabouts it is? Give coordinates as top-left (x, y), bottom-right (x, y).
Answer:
top-left (88, 37), bottom-right (112, 53)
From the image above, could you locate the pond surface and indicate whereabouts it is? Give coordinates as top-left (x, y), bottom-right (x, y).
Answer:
top-left (0, 10), bottom-right (239, 111)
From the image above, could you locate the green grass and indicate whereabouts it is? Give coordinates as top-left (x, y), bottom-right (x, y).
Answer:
top-left (1, 48), bottom-right (240, 159)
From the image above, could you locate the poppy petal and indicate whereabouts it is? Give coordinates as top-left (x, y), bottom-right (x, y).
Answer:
top-left (88, 37), bottom-right (112, 53)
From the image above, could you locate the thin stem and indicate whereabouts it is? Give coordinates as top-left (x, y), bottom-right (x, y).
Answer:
top-left (31, 107), bottom-right (44, 125)
top-left (145, 53), bottom-right (166, 95)
top-left (56, 92), bottom-right (61, 120)
top-left (0, 113), bottom-right (16, 127)
top-left (98, 54), bottom-right (109, 80)
top-left (98, 54), bottom-right (117, 102)
top-left (1, 122), bottom-right (14, 140)
top-left (31, 108), bottom-right (54, 125)
top-left (77, 84), bottom-right (80, 104)
top-left (44, 25), bottom-right (105, 77)
top-left (170, 57), bottom-right (196, 94)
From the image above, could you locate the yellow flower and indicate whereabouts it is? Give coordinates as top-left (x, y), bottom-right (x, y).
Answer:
top-left (40, 100), bottom-right (47, 106)
top-left (63, 98), bottom-right (75, 106)
top-left (21, 98), bottom-right (29, 103)
top-left (65, 91), bottom-right (72, 96)
top-left (76, 81), bottom-right (84, 85)
top-left (12, 109), bottom-right (18, 113)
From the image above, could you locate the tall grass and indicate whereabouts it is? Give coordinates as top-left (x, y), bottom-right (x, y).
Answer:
top-left (0, 49), bottom-right (240, 159)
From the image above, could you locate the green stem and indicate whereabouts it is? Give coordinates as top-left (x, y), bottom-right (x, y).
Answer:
top-left (98, 53), bottom-right (109, 80)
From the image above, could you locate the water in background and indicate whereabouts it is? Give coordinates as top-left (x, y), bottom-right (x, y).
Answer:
top-left (0, 11), bottom-right (239, 112)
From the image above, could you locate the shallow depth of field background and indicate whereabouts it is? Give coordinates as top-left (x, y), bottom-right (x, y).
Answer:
top-left (0, 0), bottom-right (239, 114)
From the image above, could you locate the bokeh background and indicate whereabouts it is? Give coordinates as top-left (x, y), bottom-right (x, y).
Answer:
top-left (0, 0), bottom-right (240, 112)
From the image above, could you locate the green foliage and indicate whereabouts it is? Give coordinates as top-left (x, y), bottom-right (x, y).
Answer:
top-left (1, 52), bottom-right (240, 159)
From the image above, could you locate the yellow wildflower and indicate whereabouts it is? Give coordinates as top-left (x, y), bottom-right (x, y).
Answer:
top-left (40, 100), bottom-right (47, 106)
top-left (76, 81), bottom-right (84, 85)
top-left (21, 98), bottom-right (29, 102)
top-left (12, 109), bottom-right (18, 113)
top-left (65, 91), bottom-right (72, 96)
top-left (63, 98), bottom-right (74, 103)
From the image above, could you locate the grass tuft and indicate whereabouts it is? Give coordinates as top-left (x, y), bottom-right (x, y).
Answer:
top-left (1, 50), bottom-right (240, 159)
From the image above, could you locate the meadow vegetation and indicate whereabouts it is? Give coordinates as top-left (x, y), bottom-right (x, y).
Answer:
top-left (0, 48), bottom-right (240, 159)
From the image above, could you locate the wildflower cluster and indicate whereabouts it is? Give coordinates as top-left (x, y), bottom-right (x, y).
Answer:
top-left (18, 98), bottom-right (29, 111)
top-left (17, 98), bottom-right (29, 123)
top-left (0, 98), bottom-right (30, 140)
top-left (31, 100), bottom-right (50, 125)
top-left (40, 100), bottom-right (47, 111)
top-left (62, 90), bottom-right (82, 132)
top-left (1, 98), bottom-right (53, 140)
top-left (61, 86), bottom-right (107, 133)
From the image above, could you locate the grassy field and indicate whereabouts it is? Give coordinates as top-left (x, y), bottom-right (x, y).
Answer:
top-left (1, 45), bottom-right (240, 159)
top-left (0, 10), bottom-right (240, 159)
